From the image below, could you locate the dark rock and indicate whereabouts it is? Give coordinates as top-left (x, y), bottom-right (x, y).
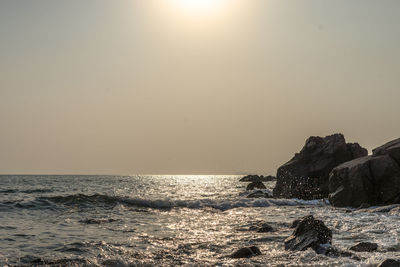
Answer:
top-left (260, 175), bottom-right (276, 182)
top-left (230, 246), bottom-right (261, 258)
top-left (290, 219), bottom-right (301, 228)
top-left (274, 133), bottom-right (367, 200)
top-left (257, 223), bottom-right (274, 233)
top-left (378, 259), bottom-right (400, 267)
top-left (246, 181), bottom-right (266, 191)
top-left (357, 203), bottom-right (371, 209)
top-left (328, 156), bottom-right (376, 207)
top-left (373, 138), bottom-right (400, 165)
top-left (240, 175), bottom-right (276, 182)
top-left (240, 175), bottom-right (262, 182)
top-left (246, 190), bottom-right (272, 198)
top-left (329, 138), bottom-right (400, 207)
top-left (285, 215), bottom-right (332, 254)
top-left (249, 223), bottom-right (274, 233)
top-left (349, 242), bottom-right (378, 252)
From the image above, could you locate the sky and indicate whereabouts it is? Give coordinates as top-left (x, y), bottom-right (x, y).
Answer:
top-left (0, 0), bottom-right (399, 175)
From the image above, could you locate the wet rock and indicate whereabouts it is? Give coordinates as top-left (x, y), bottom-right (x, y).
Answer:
top-left (260, 175), bottom-right (276, 182)
top-left (373, 138), bottom-right (400, 164)
top-left (246, 190), bottom-right (272, 198)
top-left (240, 175), bottom-right (262, 182)
top-left (378, 259), bottom-right (400, 267)
top-left (329, 138), bottom-right (400, 207)
top-left (230, 246), bottom-right (262, 258)
top-left (274, 133), bottom-right (367, 200)
top-left (290, 219), bottom-right (301, 228)
top-left (246, 181), bottom-right (266, 191)
top-left (249, 223), bottom-right (274, 233)
top-left (349, 242), bottom-right (378, 252)
top-left (240, 175), bottom-right (276, 182)
top-left (284, 215), bottom-right (332, 254)
top-left (357, 203), bottom-right (371, 209)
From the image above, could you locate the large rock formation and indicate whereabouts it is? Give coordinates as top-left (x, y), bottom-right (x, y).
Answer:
top-left (273, 134), bottom-right (367, 199)
top-left (329, 138), bottom-right (400, 207)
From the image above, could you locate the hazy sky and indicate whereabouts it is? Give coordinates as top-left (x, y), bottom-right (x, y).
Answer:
top-left (0, 0), bottom-right (399, 175)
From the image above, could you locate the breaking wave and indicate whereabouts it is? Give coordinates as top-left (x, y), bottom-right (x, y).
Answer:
top-left (1, 193), bottom-right (327, 211)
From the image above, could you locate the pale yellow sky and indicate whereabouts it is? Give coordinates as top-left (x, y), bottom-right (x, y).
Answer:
top-left (0, 0), bottom-right (399, 174)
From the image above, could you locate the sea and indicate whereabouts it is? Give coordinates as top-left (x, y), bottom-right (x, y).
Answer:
top-left (0, 175), bottom-right (399, 266)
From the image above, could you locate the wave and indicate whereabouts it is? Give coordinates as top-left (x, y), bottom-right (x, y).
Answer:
top-left (0, 193), bottom-right (326, 211)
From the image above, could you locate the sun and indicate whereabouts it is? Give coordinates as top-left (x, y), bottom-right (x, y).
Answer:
top-left (170, 0), bottom-right (227, 16)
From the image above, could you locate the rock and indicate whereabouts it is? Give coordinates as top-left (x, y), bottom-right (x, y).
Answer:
top-left (246, 181), bottom-right (266, 190)
top-left (349, 242), bottom-right (378, 252)
top-left (257, 223), bottom-right (274, 233)
top-left (284, 215), bottom-right (332, 254)
top-left (328, 156), bottom-right (376, 207)
top-left (373, 138), bottom-right (400, 164)
top-left (259, 175), bottom-right (276, 182)
top-left (240, 175), bottom-right (276, 182)
top-left (290, 219), bottom-right (301, 228)
top-left (274, 134), bottom-right (367, 200)
top-left (357, 203), bottom-right (371, 209)
top-left (229, 246), bottom-right (261, 258)
top-left (240, 175), bottom-right (262, 182)
top-left (329, 138), bottom-right (400, 207)
top-left (249, 223), bottom-right (274, 233)
top-left (246, 190), bottom-right (272, 198)
top-left (378, 259), bottom-right (400, 267)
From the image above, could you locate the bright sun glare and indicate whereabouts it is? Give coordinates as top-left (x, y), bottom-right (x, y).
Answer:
top-left (170, 0), bottom-right (227, 16)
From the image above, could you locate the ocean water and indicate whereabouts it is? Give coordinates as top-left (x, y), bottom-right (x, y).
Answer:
top-left (0, 175), bottom-right (399, 266)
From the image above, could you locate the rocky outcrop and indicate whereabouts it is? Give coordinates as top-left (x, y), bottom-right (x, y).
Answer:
top-left (229, 246), bottom-right (261, 258)
top-left (349, 242), bottom-right (378, 252)
top-left (246, 181), bottom-right (266, 191)
top-left (329, 138), bottom-right (400, 207)
top-left (274, 134), bottom-right (367, 200)
top-left (285, 215), bottom-right (332, 253)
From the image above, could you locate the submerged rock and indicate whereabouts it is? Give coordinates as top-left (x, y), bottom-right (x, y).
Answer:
top-left (349, 242), bottom-right (378, 252)
top-left (229, 246), bottom-right (262, 258)
top-left (249, 223), bottom-right (274, 233)
top-left (274, 133), bottom-right (367, 200)
top-left (329, 138), bottom-right (400, 207)
top-left (246, 181), bottom-right (266, 191)
top-left (378, 259), bottom-right (400, 267)
top-left (285, 215), bottom-right (332, 253)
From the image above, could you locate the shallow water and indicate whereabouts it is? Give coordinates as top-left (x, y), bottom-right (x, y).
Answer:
top-left (0, 175), bottom-right (399, 266)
